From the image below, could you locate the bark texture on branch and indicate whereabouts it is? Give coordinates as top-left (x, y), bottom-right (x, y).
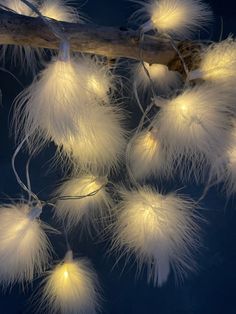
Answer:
top-left (0, 9), bottom-right (177, 65)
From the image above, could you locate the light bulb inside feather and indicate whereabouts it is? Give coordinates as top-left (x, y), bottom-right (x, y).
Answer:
top-left (189, 38), bottom-right (236, 84)
top-left (153, 84), bottom-right (234, 180)
top-left (112, 186), bottom-right (201, 287)
top-left (54, 174), bottom-right (112, 231)
top-left (40, 0), bottom-right (80, 22)
top-left (0, 202), bottom-right (52, 287)
top-left (132, 0), bottom-right (212, 39)
top-left (42, 252), bottom-right (100, 314)
top-left (133, 62), bottom-right (182, 96)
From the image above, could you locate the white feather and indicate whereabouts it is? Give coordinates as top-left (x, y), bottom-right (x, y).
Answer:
top-left (42, 252), bottom-right (100, 314)
top-left (54, 174), bottom-right (113, 231)
top-left (126, 128), bottom-right (168, 181)
top-left (189, 37), bottom-right (236, 84)
top-left (112, 186), bottom-right (201, 286)
top-left (0, 202), bottom-right (51, 287)
top-left (40, 0), bottom-right (80, 22)
top-left (153, 84), bottom-right (234, 180)
top-left (132, 62), bottom-right (182, 96)
top-left (131, 0), bottom-right (212, 39)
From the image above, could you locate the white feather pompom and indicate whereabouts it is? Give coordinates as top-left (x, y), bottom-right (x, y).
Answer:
top-left (132, 62), bottom-right (182, 96)
top-left (42, 251), bottom-right (100, 314)
top-left (59, 104), bottom-right (127, 173)
top-left (13, 57), bottom-right (91, 153)
top-left (209, 121), bottom-right (236, 196)
top-left (153, 84), bottom-right (234, 179)
top-left (40, 0), bottom-right (80, 22)
top-left (0, 0), bottom-right (37, 16)
top-left (0, 202), bottom-right (51, 287)
top-left (112, 186), bottom-right (201, 287)
top-left (126, 128), bottom-right (167, 181)
top-left (54, 174), bottom-right (112, 231)
top-left (132, 0), bottom-right (212, 39)
top-left (188, 38), bottom-right (236, 84)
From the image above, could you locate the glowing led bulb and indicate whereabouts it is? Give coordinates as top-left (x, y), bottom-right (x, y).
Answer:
top-left (55, 174), bottom-right (112, 231)
top-left (87, 75), bottom-right (108, 101)
top-left (112, 186), bottom-right (201, 286)
top-left (42, 252), bottom-right (100, 314)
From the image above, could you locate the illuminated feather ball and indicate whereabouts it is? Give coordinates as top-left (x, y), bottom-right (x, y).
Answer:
top-left (153, 84), bottom-right (234, 177)
top-left (126, 128), bottom-right (167, 181)
top-left (112, 186), bottom-right (201, 287)
top-left (13, 57), bottom-right (92, 153)
top-left (40, 0), bottom-right (80, 22)
top-left (60, 104), bottom-right (127, 173)
top-left (132, 0), bottom-right (212, 39)
top-left (54, 174), bottom-right (112, 230)
top-left (133, 62), bottom-right (182, 96)
top-left (188, 37), bottom-right (236, 83)
top-left (0, 203), bottom-right (51, 287)
top-left (42, 251), bottom-right (100, 314)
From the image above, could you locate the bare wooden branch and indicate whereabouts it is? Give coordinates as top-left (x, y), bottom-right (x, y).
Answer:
top-left (0, 9), bottom-right (177, 65)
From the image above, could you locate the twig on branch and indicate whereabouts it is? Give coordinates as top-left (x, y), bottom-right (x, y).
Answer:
top-left (0, 9), bottom-right (177, 65)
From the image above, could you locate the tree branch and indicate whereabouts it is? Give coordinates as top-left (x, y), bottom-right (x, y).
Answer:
top-left (0, 9), bottom-right (177, 65)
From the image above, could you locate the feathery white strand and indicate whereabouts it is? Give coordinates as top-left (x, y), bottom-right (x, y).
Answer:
top-left (189, 38), bottom-right (236, 84)
top-left (132, 62), bottom-right (182, 96)
top-left (153, 84), bottom-right (234, 179)
top-left (42, 252), bottom-right (100, 314)
top-left (54, 174), bottom-right (112, 231)
top-left (209, 121), bottom-right (236, 196)
top-left (60, 104), bottom-right (127, 173)
top-left (0, 202), bottom-right (52, 287)
top-left (0, 0), bottom-right (37, 16)
top-left (126, 128), bottom-right (167, 181)
top-left (13, 57), bottom-right (92, 153)
top-left (112, 186), bottom-right (201, 287)
top-left (40, 0), bottom-right (80, 22)
top-left (132, 0), bottom-right (212, 39)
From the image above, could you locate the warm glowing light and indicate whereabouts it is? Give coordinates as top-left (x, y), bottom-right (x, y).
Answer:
top-left (127, 129), bottom-right (167, 180)
top-left (42, 255), bottom-right (100, 314)
top-left (190, 38), bottom-right (236, 83)
top-left (2, 0), bottom-right (37, 16)
top-left (0, 203), bottom-right (51, 286)
top-left (112, 186), bottom-right (201, 286)
top-left (133, 0), bottom-right (212, 39)
top-left (55, 175), bottom-right (112, 230)
top-left (87, 75), bottom-right (108, 101)
top-left (40, 0), bottom-right (79, 22)
top-left (153, 84), bottom-right (234, 179)
top-left (133, 62), bottom-right (181, 95)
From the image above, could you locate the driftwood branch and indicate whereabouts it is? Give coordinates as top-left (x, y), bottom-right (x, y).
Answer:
top-left (0, 9), bottom-right (177, 65)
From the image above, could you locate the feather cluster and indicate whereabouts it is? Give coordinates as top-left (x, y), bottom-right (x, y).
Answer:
top-left (112, 186), bottom-right (201, 286)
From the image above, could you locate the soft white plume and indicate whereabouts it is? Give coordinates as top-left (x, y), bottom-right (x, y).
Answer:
top-left (0, 202), bottom-right (51, 287)
top-left (41, 252), bottom-right (100, 314)
top-left (153, 84), bottom-right (234, 180)
top-left (131, 0), bottom-right (212, 39)
top-left (189, 37), bottom-right (236, 84)
top-left (40, 0), bottom-right (80, 22)
top-left (54, 174), bottom-right (112, 231)
top-left (132, 62), bottom-right (182, 96)
top-left (112, 186), bottom-right (201, 287)
top-left (126, 128), bottom-right (168, 181)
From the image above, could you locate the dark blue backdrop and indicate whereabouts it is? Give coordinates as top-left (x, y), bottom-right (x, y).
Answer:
top-left (0, 0), bottom-right (236, 313)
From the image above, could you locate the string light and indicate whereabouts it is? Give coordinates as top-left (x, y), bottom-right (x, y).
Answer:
top-left (40, 0), bottom-right (80, 22)
top-left (112, 186), bottom-right (201, 286)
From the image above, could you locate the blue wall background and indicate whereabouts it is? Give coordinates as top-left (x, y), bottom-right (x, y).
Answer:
top-left (0, 0), bottom-right (236, 313)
